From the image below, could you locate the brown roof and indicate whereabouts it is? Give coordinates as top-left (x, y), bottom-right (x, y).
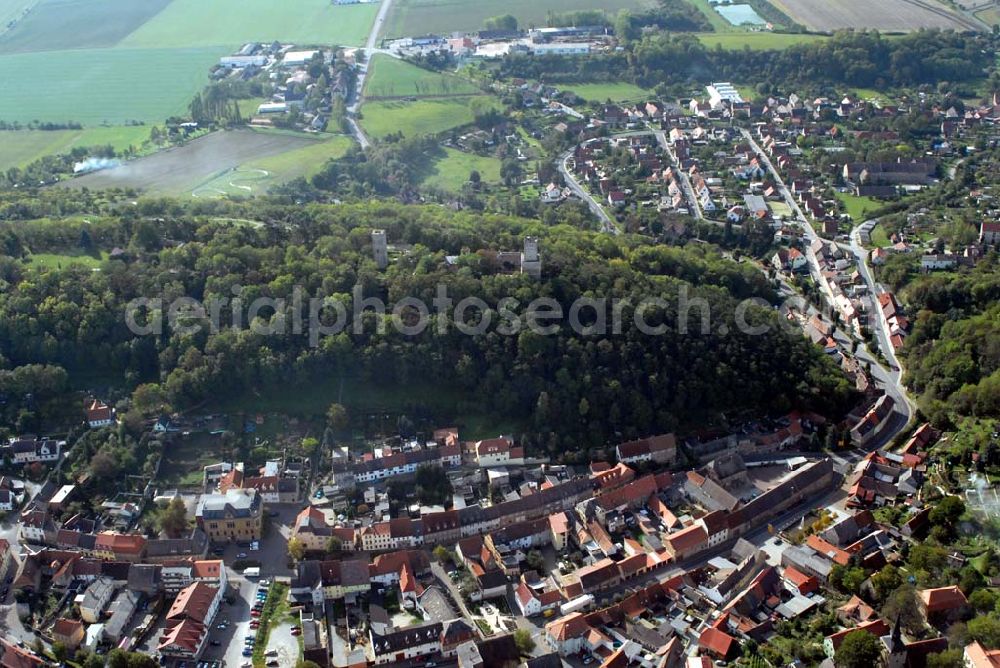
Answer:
top-left (94, 532), bottom-right (146, 555)
top-left (192, 560), bottom-right (222, 579)
top-left (546, 612), bottom-right (590, 641)
top-left (52, 618), bottom-right (84, 639)
top-left (920, 586), bottom-right (968, 613)
top-left (167, 582), bottom-right (218, 623)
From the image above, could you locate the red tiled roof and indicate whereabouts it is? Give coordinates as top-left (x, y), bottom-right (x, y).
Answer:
top-left (699, 627), bottom-right (735, 658)
top-left (665, 524), bottom-right (708, 554)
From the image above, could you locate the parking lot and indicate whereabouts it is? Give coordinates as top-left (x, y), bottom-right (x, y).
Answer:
top-left (198, 577), bottom-right (258, 668)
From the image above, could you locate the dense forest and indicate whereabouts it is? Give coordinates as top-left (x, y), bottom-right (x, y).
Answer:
top-left (0, 196), bottom-right (857, 454)
top-left (901, 256), bottom-right (1000, 426)
top-left (497, 30), bottom-right (992, 93)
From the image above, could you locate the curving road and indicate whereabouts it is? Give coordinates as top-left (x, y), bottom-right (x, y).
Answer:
top-left (558, 144), bottom-right (618, 234)
top-left (739, 128), bottom-right (915, 447)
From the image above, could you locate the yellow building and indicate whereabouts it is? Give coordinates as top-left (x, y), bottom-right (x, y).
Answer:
top-left (195, 489), bottom-right (263, 543)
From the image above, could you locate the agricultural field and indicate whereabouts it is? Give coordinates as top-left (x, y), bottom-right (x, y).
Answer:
top-left (364, 54), bottom-right (479, 98)
top-left (975, 5), bottom-right (1000, 26)
top-left (190, 133), bottom-right (354, 198)
top-left (360, 96), bottom-right (495, 138)
top-left (561, 82), bottom-right (652, 102)
top-left (695, 31), bottom-right (827, 50)
top-left (64, 128), bottom-right (341, 194)
top-left (767, 0), bottom-right (980, 31)
top-left (0, 0), bottom-right (172, 53)
top-left (382, 0), bottom-right (653, 38)
top-left (420, 147), bottom-right (501, 191)
top-left (121, 0), bottom-right (379, 48)
top-left (0, 46), bottom-right (224, 125)
top-left (0, 126), bottom-right (152, 171)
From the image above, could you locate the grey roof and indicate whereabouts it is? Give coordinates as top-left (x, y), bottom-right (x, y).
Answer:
top-left (127, 564), bottom-right (162, 593)
top-left (370, 621), bottom-right (442, 656)
top-left (147, 528), bottom-right (208, 557)
top-left (196, 489), bottom-right (261, 519)
top-left (104, 590), bottom-right (142, 641)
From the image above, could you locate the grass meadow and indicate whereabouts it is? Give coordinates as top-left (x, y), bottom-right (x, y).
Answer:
top-left (695, 32), bottom-right (828, 50)
top-left (364, 54), bottom-right (479, 98)
top-left (121, 0), bottom-right (379, 48)
top-left (190, 133), bottom-right (354, 198)
top-left (382, 0), bottom-right (653, 38)
top-left (360, 97), bottom-right (496, 138)
top-left (0, 46), bottom-right (225, 125)
top-left (836, 192), bottom-right (884, 221)
top-left (561, 82), bottom-right (652, 102)
top-left (420, 147), bottom-right (502, 192)
top-left (0, 126), bottom-right (152, 171)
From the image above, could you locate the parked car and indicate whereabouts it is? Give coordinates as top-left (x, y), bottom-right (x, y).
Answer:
top-left (237, 552), bottom-right (248, 559)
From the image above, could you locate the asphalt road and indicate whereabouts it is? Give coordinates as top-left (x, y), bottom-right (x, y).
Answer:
top-left (653, 129), bottom-right (702, 219)
top-left (558, 143), bottom-right (617, 234)
top-left (346, 0), bottom-right (396, 149)
top-left (739, 128), bottom-right (914, 445)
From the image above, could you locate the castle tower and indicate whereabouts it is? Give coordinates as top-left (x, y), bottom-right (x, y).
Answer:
top-left (372, 229), bottom-right (388, 270)
top-left (520, 236), bottom-right (541, 279)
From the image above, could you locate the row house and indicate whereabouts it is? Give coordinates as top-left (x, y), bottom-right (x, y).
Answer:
top-left (455, 477), bottom-right (594, 538)
top-left (352, 442), bottom-right (462, 484)
top-left (158, 581), bottom-right (224, 661)
top-left (289, 558), bottom-right (370, 607)
top-left (368, 622), bottom-right (442, 665)
top-left (850, 394), bottom-right (896, 448)
top-left (5, 437), bottom-right (63, 465)
top-left (361, 518), bottom-right (422, 551)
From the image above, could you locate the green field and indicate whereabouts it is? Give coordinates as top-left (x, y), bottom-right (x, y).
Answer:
top-left (24, 249), bottom-right (109, 269)
top-left (364, 54), bottom-right (479, 98)
top-left (191, 134), bottom-right (353, 198)
top-left (0, 46), bottom-right (224, 125)
top-left (122, 0), bottom-right (379, 48)
top-left (768, 201), bottom-right (792, 218)
top-left (383, 0), bottom-right (653, 38)
top-left (68, 128), bottom-right (351, 195)
top-left (360, 97), bottom-right (495, 138)
top-left (0, 126), bottom-right (152, 171)
top-left (696, 32), bottom-right (828, 50)
top-left (836, 192), bottom-right (883, 220)
top-left (561, 82), bottom-right (652, 102)
top-left (870, 223), bottom-right (892, 247)
top-left (0, 0), bottom-right (172, 53)
top-left (421, 147), bottom-right (501, 191)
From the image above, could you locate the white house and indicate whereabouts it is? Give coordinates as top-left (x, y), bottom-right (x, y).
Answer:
top-left (7, 437), bottom-right (63, 465)
top-left (368, 622), bottom-right (442, 664)
top-left (78, 577), bottom-right (117, 624)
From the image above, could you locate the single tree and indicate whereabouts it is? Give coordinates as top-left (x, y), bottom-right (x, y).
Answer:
top-left (159, 497), bottom-right (189, 538)
top-left (835, 630), bottom-right (882, 668)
